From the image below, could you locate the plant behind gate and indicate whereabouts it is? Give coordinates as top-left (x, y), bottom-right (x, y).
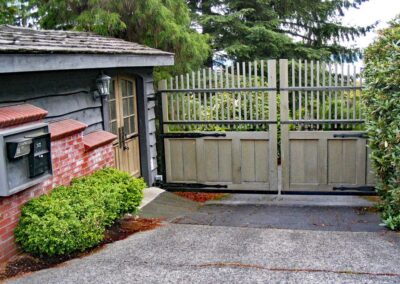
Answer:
top-left (364, 17), bottom-right (400, 230)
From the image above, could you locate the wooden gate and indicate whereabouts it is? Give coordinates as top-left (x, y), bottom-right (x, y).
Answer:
top-left (157, 59), bottom-right (375, 195)
top-left (279, 59), bottom-right (375, 194)
top-left (158, 60), bottom-right (278, 193)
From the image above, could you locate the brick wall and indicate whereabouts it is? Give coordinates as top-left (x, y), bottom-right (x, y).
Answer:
top-left (0, 114), bottom-right (116, 264)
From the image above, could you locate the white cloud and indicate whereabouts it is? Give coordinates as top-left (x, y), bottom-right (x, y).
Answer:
top-left (342, 0), bottom-right (400, 48)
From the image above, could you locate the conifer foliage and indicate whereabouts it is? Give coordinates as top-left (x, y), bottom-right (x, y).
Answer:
top-left (188, 0), bottom-right (375, 64)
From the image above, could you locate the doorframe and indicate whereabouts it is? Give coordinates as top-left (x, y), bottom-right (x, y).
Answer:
top-left (100, 69), bottom-right (153, 185)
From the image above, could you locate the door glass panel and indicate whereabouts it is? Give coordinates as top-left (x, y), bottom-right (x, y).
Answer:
top-left (130, 115), bottom-right (136, 133)
top-left (108, 79), bottom-right (118, 135)
top-left (110, 101), bottom-right (116, 120)
top-left (109, 80), bottom-right (115, 100)
top-left (110, 121), bottom-right (117, 135)
top-left (121, 80), bottom-right (127, 98)
top-left (121, 79), bottom-right (137, 136)
top-left (123, 97), bottom-right (129, 116)
top-left (124, 117), bottom-right (130, 134)
top-left (126, 81), bottom-right (133, 98)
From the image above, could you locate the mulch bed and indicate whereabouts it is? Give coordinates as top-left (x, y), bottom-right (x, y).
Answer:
top-left (0, 217), bottom-right (162, 281)
top-left (174, 192), bottom-right (227, 203)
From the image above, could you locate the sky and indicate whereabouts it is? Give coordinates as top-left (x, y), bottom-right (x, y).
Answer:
top-left (342, 0), bottom-right (400, 49)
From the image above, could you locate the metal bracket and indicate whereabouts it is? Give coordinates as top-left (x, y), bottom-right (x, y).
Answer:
top-left (333, 133), bottom-right (368, 138)
top-left (163, 183), bottom-right (228, 189)
top-left (333, 186), bottom-right (375, 192)
top-left (161, 133), bottom-right (227, 139)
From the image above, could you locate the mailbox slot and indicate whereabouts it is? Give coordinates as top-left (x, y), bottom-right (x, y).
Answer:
top-left (27, 133), bottom-right (51, 178)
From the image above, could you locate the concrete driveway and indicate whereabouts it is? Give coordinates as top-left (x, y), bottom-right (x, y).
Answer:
top-left (7, 192), bottom-right (400, 284)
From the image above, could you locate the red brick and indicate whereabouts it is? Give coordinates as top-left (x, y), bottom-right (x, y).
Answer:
top-left (0, 104), bottom-right (48, 129)
top-left (83, 131), bottom-right (117, 152)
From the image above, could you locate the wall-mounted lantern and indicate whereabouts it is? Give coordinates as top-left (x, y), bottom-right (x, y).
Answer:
top-left (93, 72), bottom-right (111, 100)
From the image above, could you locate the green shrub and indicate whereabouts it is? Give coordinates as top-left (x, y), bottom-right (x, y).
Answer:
top-left (364, 17), bottom-right (400, 230)
top-left (15, 168), bottom-right (146, 257)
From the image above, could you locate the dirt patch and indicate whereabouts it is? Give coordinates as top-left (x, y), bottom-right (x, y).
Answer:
top-left (0, 217), bottom-right (162, 281)
top-left (174, 192), bottom-right (228, 203)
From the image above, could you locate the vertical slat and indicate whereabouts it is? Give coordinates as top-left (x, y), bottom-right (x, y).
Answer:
top-left (304, 60), bottom-right (308, 120)
top-left (254, 61), bottom-right (259, 120)
top-left (208, 68), bottom-right (213, 120)
top-left (214, 69), bottom-right (219, 120)
top-left (231, 64), bottom-right (236, 120)
top-left (220, 68), bottom-right (224, 120)
top-left (170, 77), bottom-right (174, 121)
top-left (340, 63), bottom-right (344, 124)
top-left (280, 59), bottom-right (289, 193)
top-left (186, 73), bottom-right (190, 121)
top-left (298, 60), bottom-right (302, 121)
top-left (243, 62), bottom-right (247, 120)
top-left (311, 61), bottom-right (314, 120)
top-left (203, 69), bottom-right (207, 120)
top-left (268, 60), bottom-right (278, 192)
top-left (249, 61), bottom-right (253, 120)
top-left (180, 74), bottom-right (185, 121)
top-left (175, 76), bottom-right (180, 120)
top-left (225, 66), bottom-right (230, 120)
top-left (346, 64), bottom-right (351, 127)
top-left (316, 61), bottom-right (320, 129)
top-left (353, 65), bottom-right (357, 120)
top-left (192, 72), bottom-right (196, 120)
top-left (291, 59), bottom-right (295, 120)
top-left (197, 70), bottom-right (202, 120)
top-left (261, 60), bottom-right (265, 120)
top-left (236, 62), bottom-right (242, 121)
top-left (322, 62), bottom-right (326, 126)
top-left (334, 63), bottom-right (338, 128)
top-left (328, 63), bottom-right (332, 121)
top-left (359, 67), bottom-right (363, 120)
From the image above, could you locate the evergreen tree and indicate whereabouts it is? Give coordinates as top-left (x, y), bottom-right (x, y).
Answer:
top-left (189, 0), bottom-right (375, 63)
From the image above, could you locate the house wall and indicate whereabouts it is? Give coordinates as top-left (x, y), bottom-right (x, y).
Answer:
top-left (0, 68), bottom-right (158, 185)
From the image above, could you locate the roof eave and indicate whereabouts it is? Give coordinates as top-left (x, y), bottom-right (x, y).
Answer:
top-left (0, 53), bottom-right (175, 74)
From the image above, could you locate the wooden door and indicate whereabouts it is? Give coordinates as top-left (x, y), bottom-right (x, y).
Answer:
top-left (108, 76), bottom-right (141, 177)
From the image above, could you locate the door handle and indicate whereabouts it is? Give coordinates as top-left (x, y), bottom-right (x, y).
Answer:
top-left (119, 126), bottom-right (129, 151)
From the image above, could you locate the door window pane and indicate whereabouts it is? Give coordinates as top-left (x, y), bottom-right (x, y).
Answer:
top-left (110, 80), bottom-right (115, 100)
top-left (110, 121), bottom-right (117, 135)
top-left (109, 100), bottom-right (117, 120)
top-left (126, 81), bottom-right (133, 98)
top-left (130, 115), bottom-right (136, 133)
top-left (120, 80), bottom-right (127, 98)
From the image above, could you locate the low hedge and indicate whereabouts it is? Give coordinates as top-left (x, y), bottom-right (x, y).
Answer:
top-left (15, 168), bottom-right (146, 257)
top-left (364, 17), bottom-right (400, 230)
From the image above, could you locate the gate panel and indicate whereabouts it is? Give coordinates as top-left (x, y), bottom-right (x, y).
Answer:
top-left (286, 131), bottom-right (371, 191)
top-left (280, 59), bottom-right (375, 194)
top-left (164, 132), bottom-right (271, 190)
top-left (158, 60), bottom-right (278, 192)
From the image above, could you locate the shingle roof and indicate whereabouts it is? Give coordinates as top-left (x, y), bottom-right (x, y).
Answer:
top-left (0, 25), bottom-right (173, 56)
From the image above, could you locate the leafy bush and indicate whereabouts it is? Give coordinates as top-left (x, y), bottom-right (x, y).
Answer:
top-left (364, 17), bottom-right (400, 230)
top-left (15, 168), bottom-right (146, 257)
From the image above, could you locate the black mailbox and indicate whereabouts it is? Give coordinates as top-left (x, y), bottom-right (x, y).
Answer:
top-left (27, 133), bottom-right (52, 178)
